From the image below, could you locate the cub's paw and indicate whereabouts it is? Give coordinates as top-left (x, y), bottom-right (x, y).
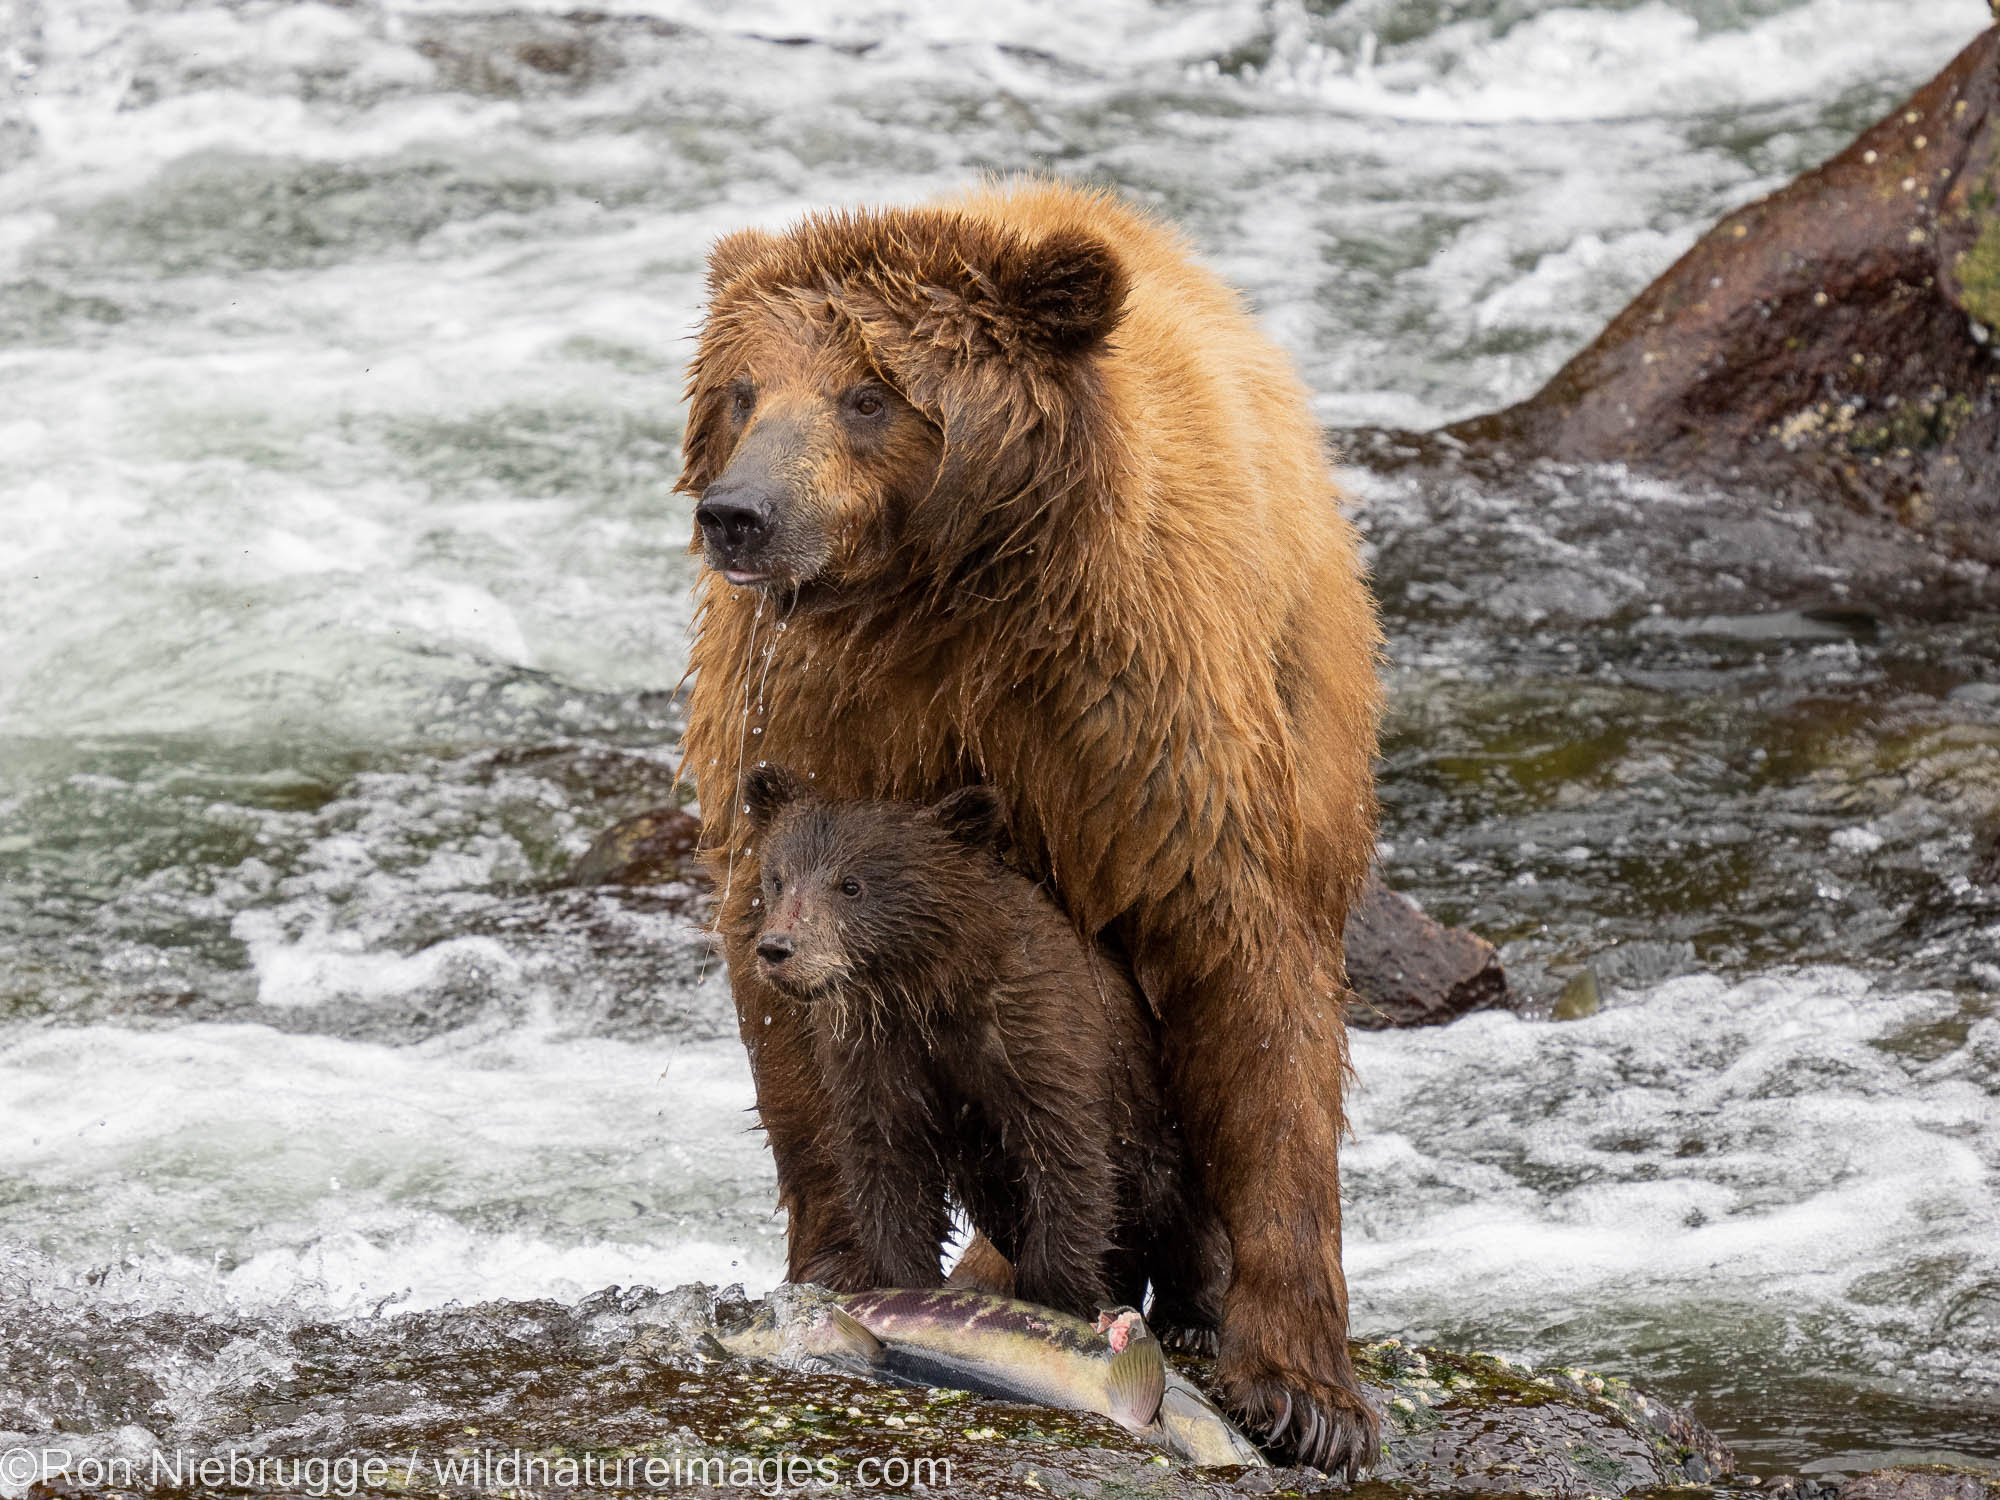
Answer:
top-left (1220, 1364), bottom-right (1381, 1478)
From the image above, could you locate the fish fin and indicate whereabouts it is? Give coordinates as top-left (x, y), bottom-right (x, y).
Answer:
top-left (1103, 1323), bottom-right (1166, 1430)
top-left (805, 1306), bottom-right (886, 1371)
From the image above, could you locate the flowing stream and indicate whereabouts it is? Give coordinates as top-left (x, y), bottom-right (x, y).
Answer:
top-left (1, 0), bottom-right (1996, 1480)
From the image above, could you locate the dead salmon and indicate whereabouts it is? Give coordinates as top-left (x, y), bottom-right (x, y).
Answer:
top-left (718, 1284), bottom-right (1264, 1468)
top-left (838, 1289), bottom-right (1166, 1432)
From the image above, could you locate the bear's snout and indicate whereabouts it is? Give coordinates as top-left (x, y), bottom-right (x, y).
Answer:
top-left (695, 481), bottom-right (779, 579)
top-left (696, 411), bottom-right (817, 584)
top-left (755, 932), bottom-right (794, 966)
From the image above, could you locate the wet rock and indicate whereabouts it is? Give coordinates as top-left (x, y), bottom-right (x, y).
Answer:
top-left (1840, 1467), bottom-right (2000, 1500)
top-left (1341, 26), bottom-right (2000, 624)
top-left (1343, 872), bottom-right (1518, 1029)
top-left (1356, 1339), bottom-right (1734, 1496)
top-left (1361, 25), bottom-right (2000, 622)
top-left (1454, 25), bottom-right (2000, 550)
top-left (569, 816), bottom-right (1517, 1030)
top-left (0, 1286), bottom-right (1736, 1500)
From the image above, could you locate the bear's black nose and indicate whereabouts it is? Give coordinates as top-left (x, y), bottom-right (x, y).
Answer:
top-left (756, 934), bottom-right (794, 966)
top-left (695, 487), bottom-right (772, 555)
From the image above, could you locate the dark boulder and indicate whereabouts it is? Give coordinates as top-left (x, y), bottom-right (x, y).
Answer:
top-left (1443, 24), bottom-right (2000, 584)
top-left (1342, 872), bottom-right (1517, 1029)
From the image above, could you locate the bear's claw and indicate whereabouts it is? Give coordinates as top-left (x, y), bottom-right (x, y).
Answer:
top-left (1229, 1371), bottom-right (1380, 1478)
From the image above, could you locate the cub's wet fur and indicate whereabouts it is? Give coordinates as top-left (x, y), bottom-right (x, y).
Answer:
top-left (738, 764), bottom-right (1226, 1333)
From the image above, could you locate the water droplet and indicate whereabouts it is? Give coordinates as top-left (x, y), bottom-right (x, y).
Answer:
top-left (763, 1015), bottom-right (773, 1025)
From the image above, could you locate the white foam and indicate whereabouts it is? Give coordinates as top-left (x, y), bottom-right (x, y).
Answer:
top-left (0, 1020), bottom-right (784, 1317)
top-left (1346, 969), bottom-right (2000, 1389)
top-left (1247, 0), bottom-right (1985, 124)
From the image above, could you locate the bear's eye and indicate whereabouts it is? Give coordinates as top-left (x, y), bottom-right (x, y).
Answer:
top-left (839, 877), bottom-right (863, 898)
top-left (730, 382), bottom-right (756, 417)
top-left (768, 875), bottom-right (783, 896)
top-left (847, 387), bottom-right (886, 419)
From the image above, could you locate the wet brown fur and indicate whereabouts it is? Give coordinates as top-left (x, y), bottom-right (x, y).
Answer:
top-left (678, 179), bottom-right (1384, 1474)
top-left (739, 768), bottom-right (1227, 1328)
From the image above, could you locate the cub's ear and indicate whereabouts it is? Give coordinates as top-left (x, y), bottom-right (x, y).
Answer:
top-left (742, 764), bottom-right (805, 830)
top-left (992, 230), bottom-right (1126, 354)
top-left (928, 785), bottom-right (1010, 853)
top-left (706, 228), bottom-right (779, 296)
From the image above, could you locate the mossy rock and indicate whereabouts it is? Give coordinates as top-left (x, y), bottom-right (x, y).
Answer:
top-left (1353, 1339), bottom-right (1733, 1496)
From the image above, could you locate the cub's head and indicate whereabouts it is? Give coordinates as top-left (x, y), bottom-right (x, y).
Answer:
top-left (678, 206), bottom-right (1127, 595)
top-left (740, 765), bottom-right (1011, 1005)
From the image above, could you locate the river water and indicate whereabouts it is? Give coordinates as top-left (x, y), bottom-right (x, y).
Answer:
top-left (1, 0), bottom-right (1995, 1480)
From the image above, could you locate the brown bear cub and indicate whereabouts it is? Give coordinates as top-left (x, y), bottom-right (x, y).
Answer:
top-left (738, 762), bottom-right (1226, 1333)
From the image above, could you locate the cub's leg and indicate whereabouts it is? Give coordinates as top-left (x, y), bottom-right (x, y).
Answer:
top-left (957, 1093), bottom-right (1118, 1319)
top-left (818, 1040), bottom-right (954, 1289)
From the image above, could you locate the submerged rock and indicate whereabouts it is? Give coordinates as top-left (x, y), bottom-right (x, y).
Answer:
top-left (564, 803), bottom-right (702, 891)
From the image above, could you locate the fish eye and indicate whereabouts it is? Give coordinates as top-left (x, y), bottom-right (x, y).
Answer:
top-left (839, 877), bottom-right (863, 898)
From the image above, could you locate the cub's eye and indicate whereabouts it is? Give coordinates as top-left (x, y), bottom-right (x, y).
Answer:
top-left (839, 877), bottom-right (863, 898)
top-left (849, 388), bottom-right (885, 418)
top-left (768, 875), bottom-right (783, 896)
top-left (730, 384), bottom-right (756, 416)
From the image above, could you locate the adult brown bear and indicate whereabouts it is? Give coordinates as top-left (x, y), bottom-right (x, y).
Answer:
top-left (676, 180), bottom-right (1383, 1474)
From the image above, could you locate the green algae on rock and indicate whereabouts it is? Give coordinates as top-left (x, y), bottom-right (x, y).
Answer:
top-left (1355, 1339), bottom-right (1735, 1496)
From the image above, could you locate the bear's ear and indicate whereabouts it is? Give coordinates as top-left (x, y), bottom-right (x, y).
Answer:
top-left (927, 784), bottom-right (1010, 853)
top-left (742, 764), bottom-right (805, 830)
top-left (992, 230), bottom-right (1127, 355)
top-left (706, 228), bottom-right (779, 296)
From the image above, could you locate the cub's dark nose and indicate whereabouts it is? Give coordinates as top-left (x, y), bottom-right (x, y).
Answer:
top-left (695, 484), bottom-right (774, 556)
top-left (756, 934), bottom-right (794, 966)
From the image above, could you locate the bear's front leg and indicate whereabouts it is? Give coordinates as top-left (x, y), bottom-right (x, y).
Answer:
top-left (721, 885), bottom-right (872, 1290)
top-left (1145, 941), bottom-right (1380, 1478)
top-left (994, 1112), bottom-right (1118, 1320)
top-left (819, 1047), bottom-right (954, 1289)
